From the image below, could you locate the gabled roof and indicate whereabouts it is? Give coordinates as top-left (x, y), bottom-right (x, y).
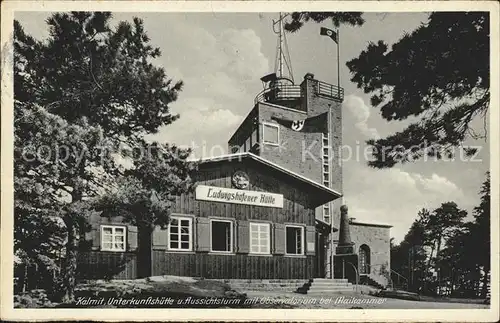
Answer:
top-left (193, 152), bottom-right (342, 205)
top-left (350, 220), bottom-right (392, 228)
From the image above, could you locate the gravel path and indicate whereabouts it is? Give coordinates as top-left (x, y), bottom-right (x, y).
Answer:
top-left (244, 291), bottom-right (490, 309)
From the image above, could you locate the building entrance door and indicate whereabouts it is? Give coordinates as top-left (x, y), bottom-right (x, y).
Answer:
top-left (314, 231), bottom-right (326, 278)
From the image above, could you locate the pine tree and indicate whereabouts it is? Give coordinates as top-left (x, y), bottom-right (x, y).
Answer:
top-left (471, 172), bottom-right (490, 297)
top-left (390, 217), bottom-right (427, 292)
top-left (284, 12), bottom-right (364, 32)
top-left (437, 173), bottom-right (489, 299)
top-left (14, 12), bottom-right (189, 301)
top-left (285, 12), bottom-right (489, 168)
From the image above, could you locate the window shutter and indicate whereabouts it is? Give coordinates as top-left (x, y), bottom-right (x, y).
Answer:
top-left (152, 226), bottom-right (168, 250)
top-left (90, 224), bottom-right (100, 251)
top-left (305, 225), bottom-right (316, 255)
top-left (236, 221), bottom-right (249, 254)
top-left (127, 225), bottom-right (138, 251)
top-left (273, 223), bottom-right (286, 255)
top-left (196, 217), bottom-right (210, 252)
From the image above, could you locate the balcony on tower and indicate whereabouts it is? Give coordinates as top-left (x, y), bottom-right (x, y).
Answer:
top-left (255, 73), bottom-right (301, 105)
top-left (254, 72), bottom-right (344, 112)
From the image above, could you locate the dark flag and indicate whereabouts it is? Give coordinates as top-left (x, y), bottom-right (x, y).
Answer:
top-left (271, 112), bottom-right (328, 133)
top-left (320, 27), bottom-right (338, 44)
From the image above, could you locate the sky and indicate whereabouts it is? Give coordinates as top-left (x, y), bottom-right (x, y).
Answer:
top-left (15, 11), bottom-right (490, 242)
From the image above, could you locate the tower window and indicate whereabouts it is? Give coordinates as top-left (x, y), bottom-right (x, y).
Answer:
top-left (263, 123), bottom-right (279, 145)
top-left (323, 205), bottom-right (331, 223)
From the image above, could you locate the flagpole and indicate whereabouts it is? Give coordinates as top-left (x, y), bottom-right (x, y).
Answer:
top-left (328, 104), bottom-right (335, 280)
top-left (337, 28), bottom-right (340, 97)
top-left (333, 27), bottom-right (340, 279)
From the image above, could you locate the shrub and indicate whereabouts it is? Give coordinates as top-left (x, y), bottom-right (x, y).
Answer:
top-left (14, 289), bottom-right (55, 308)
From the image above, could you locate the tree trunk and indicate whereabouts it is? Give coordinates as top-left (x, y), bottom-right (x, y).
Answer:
top-left (22, 263), bottom-right (28, 292)
top-left (137, 223), bottom-right (154, 278)
top-left (61, 216), bottom-right (78, 303)
top-left (426, 242), bottom-right (435, 271)
top-left (450, 268), bottom-right (454, 295)
top-left (424, 242), bottom-right (436, 292)
top-left (61, 175), bottom-right (84, 303)
top-left (436, 237), bottom-right (442, 257)
top-left (436, 238), bottom-right (442, 295)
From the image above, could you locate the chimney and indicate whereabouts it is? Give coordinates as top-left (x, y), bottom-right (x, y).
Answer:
top-left (304, 72), bottom-right (315, 80)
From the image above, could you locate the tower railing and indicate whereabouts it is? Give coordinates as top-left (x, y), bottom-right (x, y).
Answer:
top-left (254, 83), bottom-right (302, 104)
top-left (254, 80), bottom-right (344, 104)
top-left (316, 80), bottom-right (344, 102)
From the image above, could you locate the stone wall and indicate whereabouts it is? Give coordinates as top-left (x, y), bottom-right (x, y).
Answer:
top-left (349, 222), bottom-right (391, 287)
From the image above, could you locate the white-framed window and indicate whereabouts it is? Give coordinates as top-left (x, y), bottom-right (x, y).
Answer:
top-left (285, 225), bottom-right (304, 255)
top-left (249, 222), bottom-right (271, 254)
top-left (168, 216), bottom-right (193, 251)
top-left (263, 122), bottom-right (279, 145)
top-left (101, 225), bottom-right (126, 252)
top-left (323, 204), bottom-right (331, 224)
top-left (210, 219), bottom-right (233, 253)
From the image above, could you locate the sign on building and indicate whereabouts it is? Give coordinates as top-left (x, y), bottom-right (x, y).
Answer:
top-left (195, 185), bottom-right (284, 208)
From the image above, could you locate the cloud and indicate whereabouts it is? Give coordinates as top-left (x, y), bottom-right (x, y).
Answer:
top-left (218, 29), bottom-right (269, 80)
top-left (183, 72), bottom-right (251, 102)
top-left (413, 173), bottom-right (464, 195)
top-left (16, 13), bottom-right (268, 159)
top-left (159, 19), bottom-right (269, 83)
top-left (344, 163), bottom-right (469, 242)
top-left (147, 24), bottom-right (269, 155)
top-left (148, 97), bottom-right (243, 156)
top-left (343, 95), bottom-right (380, 139)
top-left (340, 93), bottom-right (485, 242)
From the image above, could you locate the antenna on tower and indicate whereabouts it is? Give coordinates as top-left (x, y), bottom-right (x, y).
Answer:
top-left (272, 12), bottom-right (294, 84)
top-left (256, 13), bottom-right (301, 105)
